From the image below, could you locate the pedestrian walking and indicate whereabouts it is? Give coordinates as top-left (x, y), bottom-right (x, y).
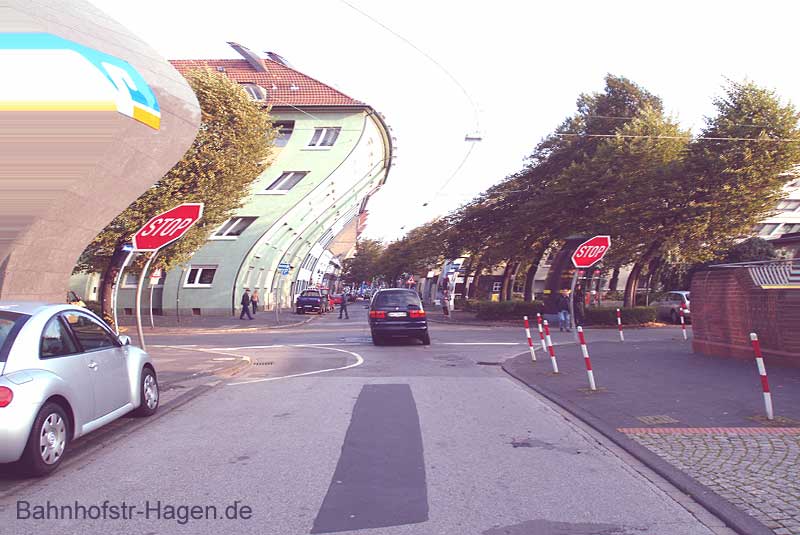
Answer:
top-left (557, 290), bottom-right (571, 332)
top-left (251, 290), bottom-right (259, 315)
top-left (239, 288), bottom-right (253, 320)
top-left (338, 291), bottom-right (349, 319)
top-left (573, 284), bottom-right (585, 326)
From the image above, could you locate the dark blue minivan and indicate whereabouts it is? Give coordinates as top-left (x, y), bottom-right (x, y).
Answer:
top-left (368, 289), bottom-right (430, 345)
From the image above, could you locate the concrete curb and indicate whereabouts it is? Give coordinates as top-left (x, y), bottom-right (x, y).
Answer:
top-left (501, 354), bottom-right (774, 535)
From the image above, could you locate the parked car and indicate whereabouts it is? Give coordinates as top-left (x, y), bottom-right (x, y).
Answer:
top-left (0, 302), bottom-right (159, 476)
top-left (653, 291), bottom-right (691, 324)
top-left (331, 294), bottom-right (343, 305)
top-left (369, 289), bottom-right (430, 345)
top-left (295, 289), bottom-right (325, 314)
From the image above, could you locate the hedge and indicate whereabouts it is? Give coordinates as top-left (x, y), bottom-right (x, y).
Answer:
top-left (471, 300), bottom-right (545, 320)
top-left (584, 306), bottom-right (656, 325)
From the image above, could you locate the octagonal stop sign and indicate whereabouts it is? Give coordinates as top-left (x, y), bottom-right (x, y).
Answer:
top-left (571, 235), bottom-right (611, 269)
top-left (132, 203), bottom-right (204, 251)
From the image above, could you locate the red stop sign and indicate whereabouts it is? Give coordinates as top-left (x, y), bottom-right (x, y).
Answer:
top-left (571, 235), bottom-right (611, 268)
top-left (132, 203), bottom-right (204, 251)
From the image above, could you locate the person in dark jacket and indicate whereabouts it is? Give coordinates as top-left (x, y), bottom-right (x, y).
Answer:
top-left (557, 290), bottom-right (571, 332)
top-left (338, 291), bottom-right (349, 319)
top-left (240, 289), bottom-right (253, 320)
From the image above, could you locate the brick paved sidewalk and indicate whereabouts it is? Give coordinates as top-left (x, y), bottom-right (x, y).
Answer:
top-left (503, 337), bottom-right (800, 535)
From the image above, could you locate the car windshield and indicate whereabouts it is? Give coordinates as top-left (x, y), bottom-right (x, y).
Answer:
top-left (301, 290), bottom-right (321, 297)
top-left (0, 311), bottom-right (28, 363)
top-left (373, 291), bottom-right (421, 309)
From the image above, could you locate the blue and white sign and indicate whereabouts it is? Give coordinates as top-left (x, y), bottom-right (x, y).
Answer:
top-left (0, 33), bottom-right (161, 129)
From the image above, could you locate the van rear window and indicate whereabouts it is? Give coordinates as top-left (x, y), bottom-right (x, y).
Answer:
top-left (373, 291), bottom-right (421, 308)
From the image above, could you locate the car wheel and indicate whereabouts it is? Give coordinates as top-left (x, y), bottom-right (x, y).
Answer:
top-left (420, 332), bottom-right (431, 345)
top-left (21, 402), bottom-right (70, 476)
top-left (670, 310), bottom-right (678, 324)
top-left (133, 367), bottom-right (159, 417)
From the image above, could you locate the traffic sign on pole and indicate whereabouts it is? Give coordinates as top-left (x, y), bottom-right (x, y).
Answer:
top-left (571, 235), bottom-right (611, 269)
top-left (132, 203), bottom-right (204, 252)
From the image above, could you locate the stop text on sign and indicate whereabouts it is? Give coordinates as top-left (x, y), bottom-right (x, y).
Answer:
top-left (571, 235), bottom-right (611, 269)
top-left (574, 245), bottom-right (608, 259)
top-left (139, 217), bottom-right (194, 237)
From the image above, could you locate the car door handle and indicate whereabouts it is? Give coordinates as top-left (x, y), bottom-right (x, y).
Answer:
top-left (88, 361), bottom-right (98, 370)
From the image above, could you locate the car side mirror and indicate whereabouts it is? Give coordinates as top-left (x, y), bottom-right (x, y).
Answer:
top-left (118, 335), bottom-right (131, 346)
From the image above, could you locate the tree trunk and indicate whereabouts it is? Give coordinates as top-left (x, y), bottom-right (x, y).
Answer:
top-left (523, 244), bottom-right (547, 301)
top-left (505, 262), bottom-right (521, 301)
top-left (623, 261), bottom-right (643, 308)
top-left (499, 262), bottom-right (513, 302)
top-left (468, 262), bottom-right (483, 299)
top-left (99, 244), bottom-right (131, 328)
top-left (608, 266), bottom-right (620, 291)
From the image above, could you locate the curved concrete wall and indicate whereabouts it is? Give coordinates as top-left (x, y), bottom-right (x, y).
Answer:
top-left (0, 0), bottom-right (200, 301)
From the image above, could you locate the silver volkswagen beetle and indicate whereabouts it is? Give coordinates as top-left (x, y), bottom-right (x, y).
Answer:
top-left (0, 302), bottom-right (158, 476)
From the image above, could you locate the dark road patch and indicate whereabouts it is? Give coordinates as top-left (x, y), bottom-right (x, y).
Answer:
top-left (311, 384), bottom-right (428, 533)
top-left (483, 519), bottom-right (637, 535)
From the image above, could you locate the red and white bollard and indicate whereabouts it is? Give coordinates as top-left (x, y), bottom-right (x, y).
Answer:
top-left (680, 308), bottom-right (687, 340)
top-left (577, 327), bottom-right (596, 391)
top-left (616, 308), bottom-right (624, 342)
top-left (523, 316), bottom-right (537, 362)
top-left (750, 333), bottom-right (774, 420)
top-left (542, 320), bottom-right (559, 374)
top-left (536, 313), bottom-right (547, 352)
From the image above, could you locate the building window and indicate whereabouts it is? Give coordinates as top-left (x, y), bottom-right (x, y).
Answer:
top-left (781, 223), bottom-right (800, 234)
top-left (757, 223), bottom-right (780, 237)
top-left (121, 273), bottom-right (139, 288)
top-left (308, 127), bottom-right (341, 148)
top-left (211, 217), bottom-right (257, 239)
top-left (777, 200), bottom-right (800, 212)
top-left (492, 282), bottom-right (502, 293)
top-left (262, 171), bottom-right (309, 194)
top-left (273, 121), bottom-right (295, 147)
top-left (185, 266), bottom-right (217, 287)
top-left (241, 83), bottom-right (267, 101)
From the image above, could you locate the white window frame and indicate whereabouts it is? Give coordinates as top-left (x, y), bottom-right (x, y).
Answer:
top-left (209, 216), bottom-right (257, 240)
top-left (241, 83), bottom-right (267, 101)
top-left (305, 127), bottom-right (341, 149)
top-left (121, 272), bottom-right (140, 288)
top-left (259, 171), bottom-right (309, 195)
top-left (184, 265), bottom-right (218, 288)
top-left (273, 121), bottom-right (295, 148)
top-left (492, 282), bottom-right (502, 293)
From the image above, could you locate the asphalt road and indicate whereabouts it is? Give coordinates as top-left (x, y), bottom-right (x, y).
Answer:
top-left (0, 307), bottom-right (732, 535)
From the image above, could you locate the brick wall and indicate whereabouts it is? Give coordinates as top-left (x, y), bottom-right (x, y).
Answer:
top-left (691, 268), bottom-right (800, 365)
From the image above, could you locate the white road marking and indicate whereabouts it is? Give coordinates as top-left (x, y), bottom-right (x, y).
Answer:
top-left (227, 345), bottom-right (365, 386)
top-left (441, 342), bottom-right (521, 345)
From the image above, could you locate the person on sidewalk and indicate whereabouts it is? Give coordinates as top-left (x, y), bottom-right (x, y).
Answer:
top-left (338, 291), bottom-right (349, 319)
top-left (557, 290), bottom-right (571, 332)
top-left (251, 290), bottom-right (259, 315)
top-left (240, 288), bottom-right (253, 320)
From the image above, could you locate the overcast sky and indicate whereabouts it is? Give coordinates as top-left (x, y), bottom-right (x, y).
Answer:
top-left (91, 0), bottom-right (800, 242)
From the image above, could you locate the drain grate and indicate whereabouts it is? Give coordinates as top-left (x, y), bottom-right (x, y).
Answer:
top-left (476, 361), bottom-right (502, 366)
top-left (253, 361), bottom-right (274, 366)
top-left (636, 415), bottom-right (679, 425)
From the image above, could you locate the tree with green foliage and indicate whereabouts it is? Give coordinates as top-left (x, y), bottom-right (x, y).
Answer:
top-left (75, 68), bottom-right (277, 323)
top-left (341, 239), bottom-right (385, 286)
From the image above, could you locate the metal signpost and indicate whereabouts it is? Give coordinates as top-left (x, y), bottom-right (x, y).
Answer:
top-left (131, 203), bottom-right (204, 350)
top-left (276, 262), bottom-right (290, 324)
top-left (569, 236), bottom-right (611, 339)
top-left (111, 243), bottom-right (135, 335)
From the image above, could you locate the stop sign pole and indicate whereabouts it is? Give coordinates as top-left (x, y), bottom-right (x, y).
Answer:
top-left (129, 203), bottom-right (204, 350)
top-left (569, 236), bottom-right (611, 336)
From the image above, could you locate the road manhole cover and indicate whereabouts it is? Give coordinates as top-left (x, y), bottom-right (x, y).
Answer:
top-left (636, 415), bottom-right (679, 425)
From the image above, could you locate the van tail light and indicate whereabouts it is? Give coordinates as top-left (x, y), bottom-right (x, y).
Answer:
top-left (409, 310), bottom-right (426, 318)
top-left (369, 311), bottom-right (386, 319)
top-left (0, 386), bottom-right (13, 408)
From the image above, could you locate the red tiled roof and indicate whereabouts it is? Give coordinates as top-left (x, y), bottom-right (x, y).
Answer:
top-left (169, 58), bottom-right (364, 108)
